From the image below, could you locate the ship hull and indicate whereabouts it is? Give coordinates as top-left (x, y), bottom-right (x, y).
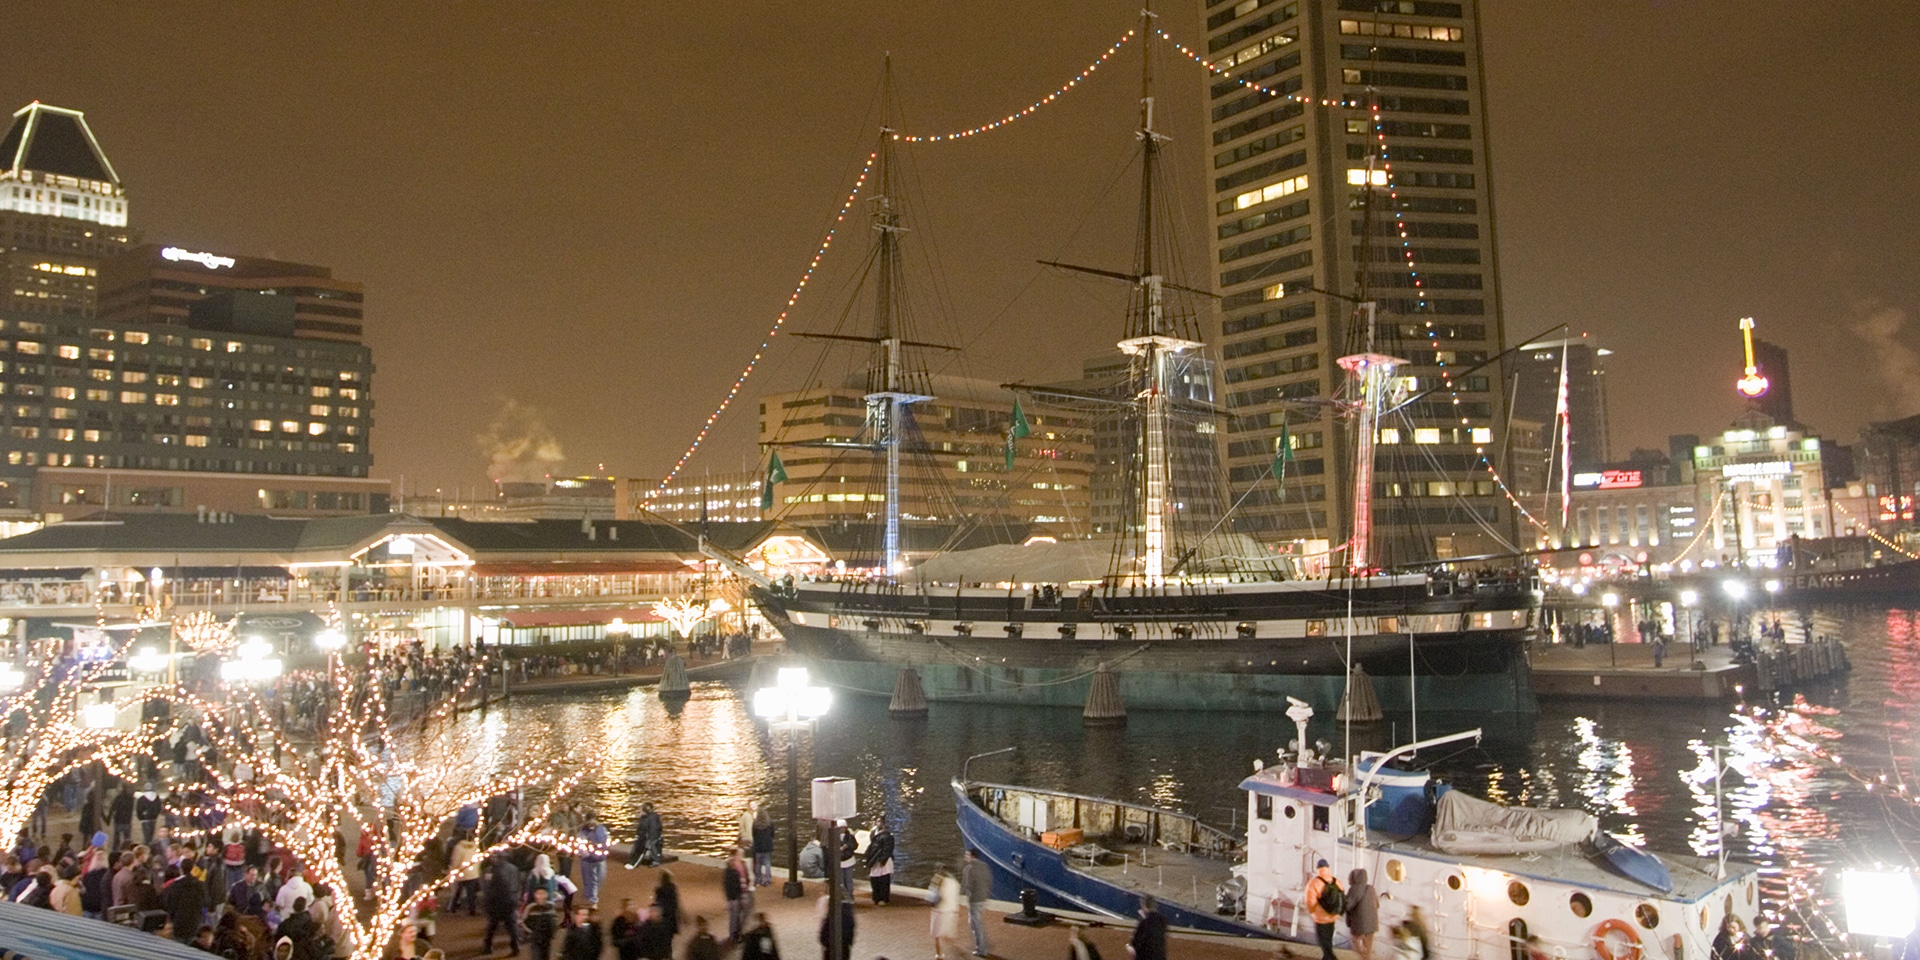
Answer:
top-left (752, 576), bottom-right (1540, 713)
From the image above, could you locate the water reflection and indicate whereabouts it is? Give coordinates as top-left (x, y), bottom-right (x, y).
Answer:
top-left (453, 606), bottom-right (1917, 926)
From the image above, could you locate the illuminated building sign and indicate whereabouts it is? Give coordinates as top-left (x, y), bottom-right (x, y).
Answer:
top-left (1880, 494), bottom-right (1914, 522)
top-left (1722, 461), bottom-right (1794, 479)
top-left (161, 246), bottom-right (236, 270)
top-left (1573, 469), bottom-right (1644, 490)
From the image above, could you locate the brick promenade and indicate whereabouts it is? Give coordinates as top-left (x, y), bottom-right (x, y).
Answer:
top-left (426, 850), bottom-right (1302, 960)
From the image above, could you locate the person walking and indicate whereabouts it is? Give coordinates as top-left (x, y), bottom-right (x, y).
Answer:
top-left (815, 894), bottom-right (855, 960)
top-left (929, 866), bottom-right (963, 960)
top-left (651, 870), bottom-right (680, 942)
top-left (1345, 868), bottom-right (1379, 960)
top-left (723, 848), bottom-right (753, 942)
top-left (449, 836), bottom-right (482, 915)
top-left (750, 810), bottom-right (775, 888)
top-left (523, 886), bottom-right (561, 960)
top-left (863, 822), bottom-right (894, 905)
top-left (579, 813), bottom-right (610, 908)
top-left (686, 916), bottom-right (722, 960)
top-left (741, 912), bottom-right (780, 960)
top-left (1127, 896), bottom-right (1167, 960)
top-left (561, 905), bottom-right (603, 960)
top-left (961, 848), bottom-right (993, 958)
top-left (1304, 860), bottom-right (1343, 960)
top-left (835, 825), bottom-right (857, 896)
top-left (1067, 925), bottom-right (1102, 960)
top-left (737, 802), bottom-right (759, 855)
top-left (481, 855), bottom-right (524, 956)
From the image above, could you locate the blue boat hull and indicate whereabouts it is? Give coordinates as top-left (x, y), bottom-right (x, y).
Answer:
top-left (950, 781), bottom-right (1281, 941)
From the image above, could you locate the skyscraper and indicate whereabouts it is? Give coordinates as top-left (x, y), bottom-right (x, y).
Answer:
top-left (1513, 334), bottom-right (1611, 470)
top-left (1202, 0), bottom-right (1510, 562)
top-left (0, 102), bottom-right (135, 317)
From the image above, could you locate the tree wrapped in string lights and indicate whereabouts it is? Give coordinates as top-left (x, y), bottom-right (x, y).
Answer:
top-left (0, 653), bottom-right (164, 845)
top-left (182, 650), bottom-right (607, 960)
top-left (651, 595), bottom-right (720, 640)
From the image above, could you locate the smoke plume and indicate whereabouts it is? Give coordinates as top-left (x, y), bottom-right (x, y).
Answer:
top-left (478, 399), bottom-right (565, 484)
top-left (1844, 298), bottom-right (1920, 416)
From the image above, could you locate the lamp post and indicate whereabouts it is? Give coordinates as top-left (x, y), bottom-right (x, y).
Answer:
top-left (753, 666), bottom-right (831, 899)
top-left (1601, 592), bottom-right (1620, 667)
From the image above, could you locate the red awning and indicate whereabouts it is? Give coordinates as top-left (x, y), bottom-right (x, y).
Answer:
top-left (494, 607), bottom-right (665, 629)
top-left (469, 560), bottom-right (692, 577)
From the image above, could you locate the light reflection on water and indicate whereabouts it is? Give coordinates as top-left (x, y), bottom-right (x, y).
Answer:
top-left (457, 608), bottom-right (1916, 910)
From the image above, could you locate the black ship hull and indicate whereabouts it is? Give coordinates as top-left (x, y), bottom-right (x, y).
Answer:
top-left (750, 573), bottom-right (1541, 713)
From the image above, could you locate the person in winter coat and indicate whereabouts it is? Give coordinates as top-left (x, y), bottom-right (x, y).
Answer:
top-left (961, 849), bottom-right (993, 958)
top-left (560, 905), bottom-right (603, 960)
top-left (835, 827), bottom-right (857, 896)
top-left (723, 849), bottom-right (753, 942)
top-left (1303, 859), bottom-right (1340, 960)
top-left (162, 866), bottom-right (209, 943)
top-left (651, 871), bottom-right (681, 940)
top-left (480, 856), bottom-right (523, 955)
top-left (626, 803), bottom-right (663, 868)
top-left (108, 789), bottom-right (134, 850)
top-left (862, 823), bottom-right (894, 905)
top-left (1345, 868), bottom-right (1380, 960)
top-left (816, 895), bottom-right (855, 960)
top-left (797, 840), bottom-right (825, 879)
top-left (578, 813), bottom-right (611, 908)
top-left (1127, 896), bottom-right (1167, 960)
top-left (135, 790), bottom-right (163, 845)
top-left (522, 886), bottom-right (561, 960)
top-left (686, 915), bottom-right (722, 960)
top-left (741, 912), bottom-right (780, 960)
top-left (750, 812), bottom-right (776, 887)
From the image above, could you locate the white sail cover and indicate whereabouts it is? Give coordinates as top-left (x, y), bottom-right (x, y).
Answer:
top-left (1429, 791), bottom-right (1596, 854)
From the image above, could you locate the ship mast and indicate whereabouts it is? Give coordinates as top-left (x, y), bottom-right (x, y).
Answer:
top-left (865, 64), bottom-right (926, 577)
top-left (1115, 1), bottom-right (1199, 585)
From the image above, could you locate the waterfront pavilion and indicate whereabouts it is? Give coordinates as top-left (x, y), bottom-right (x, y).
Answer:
top-left (0, 512), bottom-right (824, 649)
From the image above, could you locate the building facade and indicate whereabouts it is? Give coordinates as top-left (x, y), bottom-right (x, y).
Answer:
top-left (0, 310), bottom-right (373, 486)
top-left (1201, 0), bottom-right (1511, 562)
top-left (757, 374), bottom-right (1093, 539)
top-left (643, 469), bottom-right (763, 525)
top-left (99, 243), bottom-right (365, 344)
top-left (0, 102), bottom-right (136, 318)
top-left (1691, 416), bottom-right (1831, 563)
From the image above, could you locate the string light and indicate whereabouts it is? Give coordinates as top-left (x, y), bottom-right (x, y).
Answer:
top-left (0, 641), bottom-right (164, 843)
top-left (1478, 455), bottom-right (1550, 534)
top-left (644, 154), bottom-right (878, 506)
top-left (895, 31), bottom-right (1136, 142)
top-left (173, 653), bottom-right (608, 960)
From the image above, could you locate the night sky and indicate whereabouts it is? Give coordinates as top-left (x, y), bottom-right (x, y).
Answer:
top-left (5, 2), bottom-right (1916, 494)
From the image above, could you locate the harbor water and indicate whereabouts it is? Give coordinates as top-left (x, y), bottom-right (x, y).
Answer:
top-left (453, 607), bottom-right (1918, 908)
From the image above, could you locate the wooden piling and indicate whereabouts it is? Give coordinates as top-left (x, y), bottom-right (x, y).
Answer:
top-left (658, 653), bottom-right (692, 700)
top-left (1083, 663), bottom-right (1126, 725)
top-left (888, 667), bottom-right (929, 715)
top-left (1336, 665), bottom-right (1384, 723)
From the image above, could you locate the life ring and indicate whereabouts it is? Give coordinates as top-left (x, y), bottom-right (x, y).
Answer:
top-left (1591, 918), bottom-right (1642, 960)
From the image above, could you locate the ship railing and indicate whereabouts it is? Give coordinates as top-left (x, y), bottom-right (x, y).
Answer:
top-left (968, 780), bottom-right (1238, 860)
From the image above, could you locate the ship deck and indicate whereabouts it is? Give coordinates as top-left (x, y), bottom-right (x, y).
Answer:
top-left (1067, 844), bottom-right (1238, 910)
top-left (1363, 831), bottom-right (1755, 902)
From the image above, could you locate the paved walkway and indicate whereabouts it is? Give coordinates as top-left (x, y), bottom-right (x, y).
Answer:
top-left (427, 851), bottom-right (1296, 960)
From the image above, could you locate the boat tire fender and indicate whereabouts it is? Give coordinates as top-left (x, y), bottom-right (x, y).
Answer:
top-left (1591, 918), bottom-right (1641, 960)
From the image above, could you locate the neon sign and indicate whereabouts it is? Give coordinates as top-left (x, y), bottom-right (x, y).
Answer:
top-left (1573, 469), bottom-right (1644, 490)
top-left (1736, 317), bottom-right (1770, 398)
top-left (1724, 461), bottom-right (1793, 479)
top-left (1879, 494), bottom-right (1914, 522)
top-left (161, 246), bottom-right (236, 270)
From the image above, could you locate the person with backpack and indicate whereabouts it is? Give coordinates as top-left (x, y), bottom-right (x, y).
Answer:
top-left (1303, 859), bottom-right (1343, 960)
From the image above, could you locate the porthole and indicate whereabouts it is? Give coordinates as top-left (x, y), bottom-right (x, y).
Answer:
top-left (1746, 883), bottom-right (1755, 906)
top-left (1446, 874), bottom-right (1463, 891)
top-left (1283, 804), bottom-right (1298, 819)
top-left (1699, 906), bottom-right (1709, 930)
top-left (1508, 881), bottom-right (1530, 906)
top-left (1569, 892), bottom-right (1593, 918)
top-left (1385, 859), bottom-right (1405, 882)
top-left (1636, 904), bottom-right (1661, 930)
top-left (1724, 894), bottom-right (1734, 917)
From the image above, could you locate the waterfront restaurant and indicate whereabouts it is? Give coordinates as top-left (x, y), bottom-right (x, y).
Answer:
top-left (0, 512), bottom-right (826, 651)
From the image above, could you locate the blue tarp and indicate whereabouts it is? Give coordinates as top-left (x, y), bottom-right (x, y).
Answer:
top-left (0, 902), bottom-right (216, 960)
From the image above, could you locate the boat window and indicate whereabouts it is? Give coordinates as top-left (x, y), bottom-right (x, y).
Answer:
top-left (1724, 894), bottom-right (1734, 916)
top-left (1746, 884), bottom-right (1754, 905)
top-left (1569, 892), bottom-right (1593, 918)
top-left (1507, 881), bottom-right (1529, 906)
top-left (1446, 874), bottom-right (1462, 891)
top-left (1306, 620), bottom-right (1327, 637)
top-left (1256, 795), bottom-right (1273, 820)
top-left (1283, 804), bottom-right (1298, 820)
top-left (1636, 904), bottom-right (1660, 929)
top-left (1378, 616), bottom-right (1400, 634)
top-left (1385, 859), bottom-right (1405, 882)
top-left (1312, 804), bottom-right (1330, 832)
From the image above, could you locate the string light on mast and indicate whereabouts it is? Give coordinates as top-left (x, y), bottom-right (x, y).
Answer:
top-left (895, 31), bottom-right (1136, 142)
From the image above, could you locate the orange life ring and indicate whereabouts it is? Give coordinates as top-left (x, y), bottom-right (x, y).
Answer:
top-left (1592, 918), bottom-right (1642, 960)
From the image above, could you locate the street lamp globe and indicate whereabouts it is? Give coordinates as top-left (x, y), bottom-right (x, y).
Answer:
top-left (315, 628), bottom-right (348, 652)
top-left (1723, 580), bottom-right (1748, 600)
top-left (1600, 592), bottom-right (1620, 608)
top-left (128, 646), bottom-right (168, 675)
top-left (1679, 589), bottom-right (1700, 607)
top-left (756, 665), bottom-right (833, 900)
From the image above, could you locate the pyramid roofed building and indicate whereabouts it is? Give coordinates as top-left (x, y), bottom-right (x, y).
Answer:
top-left (0, 101), bottom-right (127, 227)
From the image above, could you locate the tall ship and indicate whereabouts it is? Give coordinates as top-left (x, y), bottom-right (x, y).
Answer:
top-left (717, 16), bottom-right (1541, 714)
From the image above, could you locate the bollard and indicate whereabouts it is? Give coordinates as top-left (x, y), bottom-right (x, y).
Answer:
top-left (1083, 663), bottom-right (1126, 725)
top-left (658, 653), bottom-right (691, 700)
top-left (1336, 664), bottom-right (1384, 723)
top-left (888, 666), bottom-right (929, 715)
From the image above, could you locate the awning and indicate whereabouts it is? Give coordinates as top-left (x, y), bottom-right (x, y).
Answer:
top-left (0, 901), bottom-right (218, 960)
top-left (469, 560), bottom-right (693, 577)
top-left (494, 607), bottom-right (666, 629)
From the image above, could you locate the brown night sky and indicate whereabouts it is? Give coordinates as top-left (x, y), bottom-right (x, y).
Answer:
top-left (5, 1), bottom-right (1917, 495)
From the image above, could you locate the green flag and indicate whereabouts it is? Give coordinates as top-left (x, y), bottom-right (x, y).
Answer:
top-left (1004, 399), bottom-right (1032, 470)
top-left (1270, 422), bottom-right (1294, 484)
top-left (760, 451), bottom-right (788, 510)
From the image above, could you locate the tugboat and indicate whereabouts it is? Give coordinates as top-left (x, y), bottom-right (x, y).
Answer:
top-left (956, 704), bottom-right (1762, 957)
